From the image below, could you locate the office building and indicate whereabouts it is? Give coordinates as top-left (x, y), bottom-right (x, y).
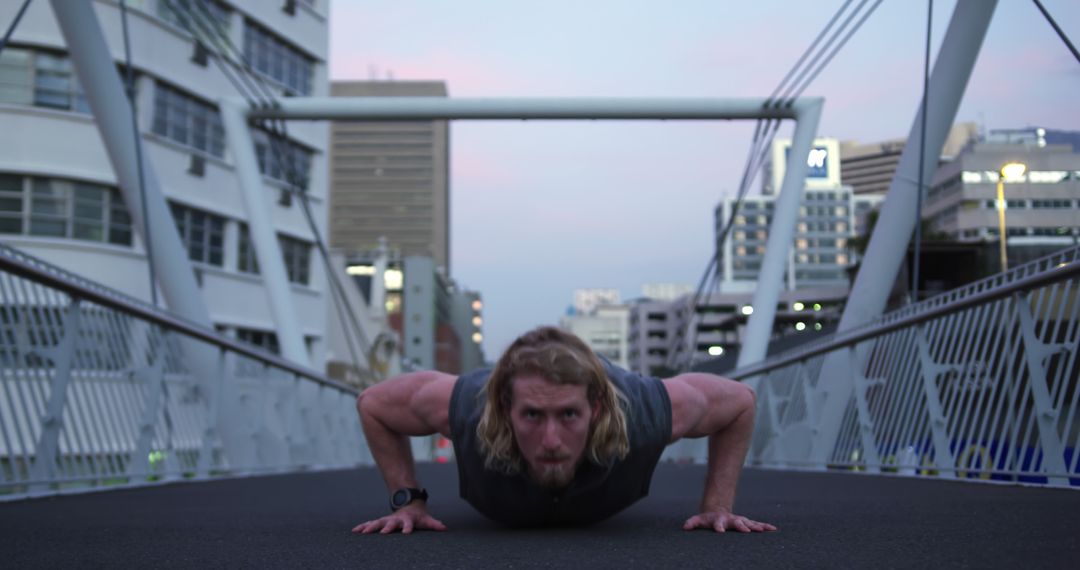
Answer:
top-left (328, 81), bottom-right (450, 271)
top-left (924, 138), bottom-right (1080, 249)
top-left (0, 0), bottom-right (331, 365)
top-left (560, 304), bottom-right (629, 369)
top-left (840, 122), bottom-right (978, 196)
top-left (627, 289), bottom-right (847, 375)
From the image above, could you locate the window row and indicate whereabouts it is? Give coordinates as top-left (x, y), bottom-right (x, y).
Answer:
top-left (173, 205), bottom-right (312, 285)
top-left (0, 174), bottom-right (133, 246)
top-left (1, 47), bottom-right (95, 113)
top-left (0, 47), bottom-right (312, 181)
top-left (961, 170), bottom-right (1080, 184)
top-left (157, 0), bottom-right (231, 34)
top-left (253, 129), bottom-right (313, 186)
top-left (236, 223), bottom-right (312, 285)
top-left (243, 18), bottom-right (313, 95)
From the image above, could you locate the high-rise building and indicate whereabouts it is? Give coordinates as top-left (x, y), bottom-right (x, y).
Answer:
top-left (0, 0), bottom-right (331, 365)
top-left (641, 282), bottom-right (692, 301)
top-left (560, 305), bottom-right (630, 369)
top-left (626, 289), bottom-right (847, 375)
top-left (328, 81), bottom-right (450, 271)
top-left (572, 288), bottom-right (620, 315)
top-left (716, 189), bottom-right (861, 291)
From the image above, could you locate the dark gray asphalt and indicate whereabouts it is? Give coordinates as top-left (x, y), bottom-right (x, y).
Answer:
top-left (1, 462), bottom-right (1078, 569)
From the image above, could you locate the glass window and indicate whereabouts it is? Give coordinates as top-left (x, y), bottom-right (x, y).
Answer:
top-left (170, 202), bottom-right (225, 266)
top-left (0, 174), bottom-right (24, 234)
top-left (279, 234), bottom-right (311, 285)
top-left (253, 129), bottom-right (313, 186)
top-left (152, 82), bottom-right (225, 157)
top-left (158, 0), bottom-right (231, 33)
top-left (0, 48), bottom-right (33, 106)
top-left (0, 174), bottom-right (131, 245)
top-left (235, 327), bottom-right (280, 355)
top-left (237, 223), bottom-right (259, 274)
top-left (243, 19), bottom-right (313, 95)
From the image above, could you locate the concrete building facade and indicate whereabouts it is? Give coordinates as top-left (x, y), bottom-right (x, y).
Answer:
top-left (328, 81), bottom-right (450, 271)
top-left (924, 140), bottom-right (1080, 248)
top-left (0, 0), bottom-right (331, 365)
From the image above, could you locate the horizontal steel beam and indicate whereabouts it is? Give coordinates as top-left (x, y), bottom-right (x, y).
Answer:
top-left (246, 97), bottom-right (815, 121)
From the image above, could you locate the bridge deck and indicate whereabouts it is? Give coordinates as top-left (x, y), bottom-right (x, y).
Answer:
top-left (2, 463), bottom-right (1078, 568)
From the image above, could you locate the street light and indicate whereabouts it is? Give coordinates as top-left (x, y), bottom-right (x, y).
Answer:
top-left (996, 161), bottom-right (1027, 272)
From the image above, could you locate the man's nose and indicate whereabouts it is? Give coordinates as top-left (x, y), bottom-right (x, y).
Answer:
top-left (540, 420), bottom-right (561, 449)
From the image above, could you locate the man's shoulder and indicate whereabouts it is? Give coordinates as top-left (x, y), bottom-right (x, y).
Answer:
top-left (448, 366), bottom-right (492, 437)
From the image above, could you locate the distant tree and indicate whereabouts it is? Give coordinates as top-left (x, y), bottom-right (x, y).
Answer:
top-left (850, 209), bottom-right (951, 258)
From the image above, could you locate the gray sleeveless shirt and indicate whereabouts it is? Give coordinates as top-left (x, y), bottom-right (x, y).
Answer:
top-left (448, 359), bottom-right (672, 527)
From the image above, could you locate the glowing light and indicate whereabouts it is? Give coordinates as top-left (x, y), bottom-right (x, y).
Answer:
top-left (795, 322), bottom-right (806, 331)
top-left (792, 302), bottom-right (805, 311)
top-left (471, 300), bottom-right (483, 311)
top-left (1000, 162), bottom-right (1027, 182)
top-left (472, 316), bottom-right (482, 326)
top-left (472, 332), bottom-right (483, 343)
top-left (346, 265), bottom-right (374, 276)
top-left (813, 303), bottom-right (822, 311)
top-left (707, 346), bottom-right (725, 356)
top-left (814, 323), bottom-right (823, 331)
top-left (384, 269), bottom-right (403, 290)
top-left (741, 305), bottom-right (754, 316)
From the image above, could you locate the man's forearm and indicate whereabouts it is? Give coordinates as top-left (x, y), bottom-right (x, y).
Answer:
top-left (358, 392), bottom-right (419, 491)
top-left (700, 402), bottom-right (755, 512)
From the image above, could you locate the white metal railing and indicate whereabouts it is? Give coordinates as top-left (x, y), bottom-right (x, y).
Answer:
top-left (0, 244), bottom-right (371, 499)
top-left (730, 245), bottom-right (1080, 487)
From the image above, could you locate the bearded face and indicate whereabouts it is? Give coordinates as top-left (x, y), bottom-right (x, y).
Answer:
top-left (507, 374), bottom-right (598, 489)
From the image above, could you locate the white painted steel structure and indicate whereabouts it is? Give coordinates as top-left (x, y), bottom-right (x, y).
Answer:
top-left (0, 244), bottom-right (368, 499)
top-left (237, 94), bottom-right (824, 374)
top-left (719, 246), bottom-right (1080, 487)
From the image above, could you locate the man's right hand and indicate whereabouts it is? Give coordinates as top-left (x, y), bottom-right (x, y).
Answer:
top-left (351, 504), bottom-right (448, 535)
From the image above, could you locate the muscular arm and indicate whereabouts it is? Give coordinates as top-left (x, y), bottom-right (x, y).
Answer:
top-left (352, 370), bottom-right (456, 534)
top-left (663, 373), bottom-right (775, 533)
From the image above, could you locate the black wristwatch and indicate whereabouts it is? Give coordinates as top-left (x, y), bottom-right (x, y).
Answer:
top-left (390, 487), bottom-right (429, 511)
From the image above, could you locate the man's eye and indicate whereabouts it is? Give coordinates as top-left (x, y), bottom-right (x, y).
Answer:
top-left (562, 410), bottom-right (578, 419)
top-left (524, 410), bottom-right (539, 419)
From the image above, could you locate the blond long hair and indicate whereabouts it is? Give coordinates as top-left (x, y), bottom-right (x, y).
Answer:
top-left (476, 326), bottom-right (629, 474)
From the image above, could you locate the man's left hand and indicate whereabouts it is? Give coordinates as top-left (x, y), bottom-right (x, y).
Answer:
top-left (682, 509), bottom-right (777, 533)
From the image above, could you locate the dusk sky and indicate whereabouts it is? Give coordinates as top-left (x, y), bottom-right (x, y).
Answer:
top-left (328, 0), bottom-right (1080, 358)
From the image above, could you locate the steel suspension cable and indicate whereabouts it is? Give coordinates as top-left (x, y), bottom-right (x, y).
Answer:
top-left (166, 0), bottom-right (372, 370)
top-left (119, 0), bottom-right (158, 307)
top-left (0, 0), bottom-right (32, 55)
top-left (675, 0), bottom-right (884, 370)
top-left (1032, 0), bottom-right (1080, 66)
top-left (673, 0), bottom-right (868, 369)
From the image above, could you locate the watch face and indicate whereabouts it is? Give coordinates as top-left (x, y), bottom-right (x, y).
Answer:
top-left (392, 489), bottom-right (409, 508)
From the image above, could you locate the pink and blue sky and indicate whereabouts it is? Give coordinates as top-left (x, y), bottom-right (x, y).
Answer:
top-left (328, 0), bottom-right (1080, 359)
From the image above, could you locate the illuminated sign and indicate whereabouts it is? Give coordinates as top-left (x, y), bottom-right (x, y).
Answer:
top-left (785, 146), bottom-right (831, 179)
top-left (770, 138), bottom-right (842, 192)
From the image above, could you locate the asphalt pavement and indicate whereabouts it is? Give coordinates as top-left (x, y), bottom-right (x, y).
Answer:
top-left (2, 462), bottom-right (1078, 568)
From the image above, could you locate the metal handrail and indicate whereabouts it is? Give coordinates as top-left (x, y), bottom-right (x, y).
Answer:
top-left (730, 258), bottom-right (1080, 380)
top-left (0, 243), bottom-right (356, 395)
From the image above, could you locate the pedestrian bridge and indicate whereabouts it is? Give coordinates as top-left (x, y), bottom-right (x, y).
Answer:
top-left (2, 463), bottom-right (1078, 567)
top-left (1, 244), bottom-right (1078, 566)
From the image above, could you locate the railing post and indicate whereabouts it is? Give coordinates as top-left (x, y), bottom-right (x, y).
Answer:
top-left (128, 328), bottom-right (169, 481)
top-left (811, 0), bottom-right (997, 464)
top-left (1012, 292), bottom-right (1069, 486)
top-left (29, 297), bottom-right (81, 493)
top-left (914, 327), bottom-right (958, 478)
top-left (849, 345), bottom-right (882, 473)
top-left (197, 347), bottom-right (228, 479)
